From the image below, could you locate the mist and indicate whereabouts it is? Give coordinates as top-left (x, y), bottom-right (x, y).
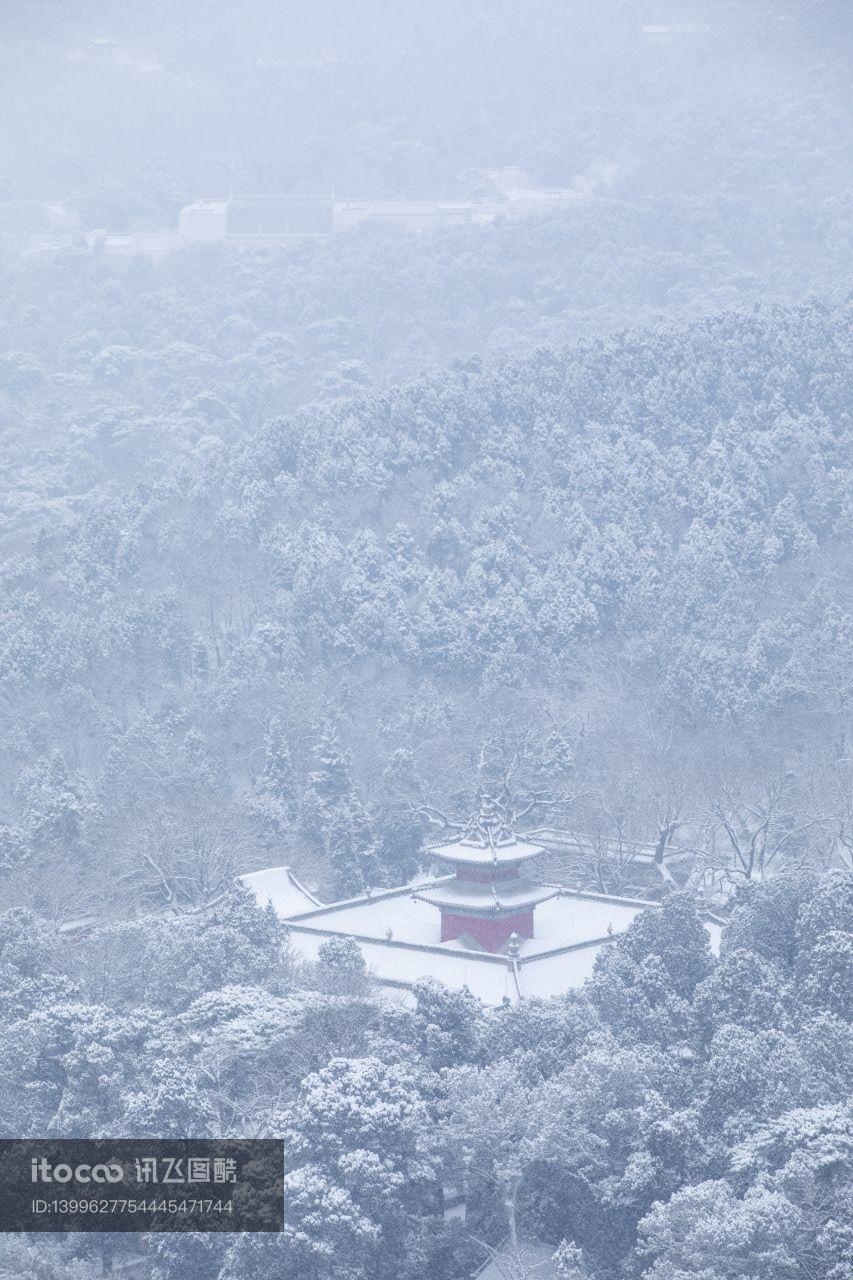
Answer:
top-left (1, 3), bottom-right (852, 1278)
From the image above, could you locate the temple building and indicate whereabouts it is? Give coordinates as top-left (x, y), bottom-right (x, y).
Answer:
top-left (412, 804), bottom-right (558, 951)
top-left (241, 804), bottom-right (724, 1007)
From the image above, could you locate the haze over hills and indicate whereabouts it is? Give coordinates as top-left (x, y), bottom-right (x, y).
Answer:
top-left (4, 299), bottom-right (853, 909)
top-left (2, 6), bottom-right (853, 1279)
top-left (2, 0), bottom-right (852, 919)
top-left (2, 0), bottom-right (853, 230)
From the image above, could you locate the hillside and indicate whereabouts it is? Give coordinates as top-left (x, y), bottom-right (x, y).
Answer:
top-left (3, 300), bottom-right (853, 908)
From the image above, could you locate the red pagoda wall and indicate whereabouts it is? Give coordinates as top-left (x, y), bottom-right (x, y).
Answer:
top-left (440, 910), bottom-right (534, 952)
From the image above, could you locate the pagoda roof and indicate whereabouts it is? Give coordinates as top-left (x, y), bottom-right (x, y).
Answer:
top-left (413, 878), bottom-right (558, 914)
top-left (428, 834), bottom-right (545, 868)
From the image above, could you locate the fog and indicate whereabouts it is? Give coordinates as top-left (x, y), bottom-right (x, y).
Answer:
top-left (1, 3), bottom-right (852, 1278)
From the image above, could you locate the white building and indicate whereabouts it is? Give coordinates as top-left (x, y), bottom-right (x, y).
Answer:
top-left (178, 201), bottom-right (229, 242)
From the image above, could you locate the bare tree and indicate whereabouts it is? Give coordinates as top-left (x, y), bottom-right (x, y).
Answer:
top-left (407, 720), bottom-right (580, 836)
top-left (116, 802), bottom-right (247, 912)
top-left (792, 741), bottom-right (853, 872)
top-left (700, 768), bottom-right (825, 892)
top-left (534, 826), bottom-right (643, 896)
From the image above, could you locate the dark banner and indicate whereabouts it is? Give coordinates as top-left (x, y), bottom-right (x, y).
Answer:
top-left (0, 1139), bottom-right (283, 1232)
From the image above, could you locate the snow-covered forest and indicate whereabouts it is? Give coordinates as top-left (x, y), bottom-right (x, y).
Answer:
top-left (1, 1), bottom-right (853, 1277)
top-left (6, 295), bottom-right (853, 910)
top-left (3, 878), bottom-right (852, 1277)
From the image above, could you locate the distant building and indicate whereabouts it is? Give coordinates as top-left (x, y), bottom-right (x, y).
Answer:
top-left (179, 196), bottom-right (333, 243)
top-left (11, 174), bottom-right (589, 263)
top-left (483, 166), bottom-right (533, 194)
top-left (241, 803), bottom-right (724, 1007)
top-left (334, 199), bottom-right (474, 234)
top-left (641, 23), bottom-right (710, 39)
top-left (226, 195), bottom-right (334, 238)
top-left (88, 36), bottom-right (118, 57)
top-left (496, 186), bottom-right (583, 215)
top-left (94, 230), bottom-right (181, 259)
top-left (178, 201), bottom-right (228, 242)
top-left (177, 183), bottom-right (584, 247)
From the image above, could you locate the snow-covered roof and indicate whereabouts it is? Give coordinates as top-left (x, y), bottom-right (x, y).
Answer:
top-left (285, 926), bottom-right (523, 1006)
top-left (243, 870), bottom-right (725, 1007)
top-left (428, 834), bottom-right (545, 867)
top-left (473, 1240), bottom-right (557, 1279)
top-left (414, 878), bottom-right (558, 913)
top-left (181, 200), bottom-right (229, 213)
top-left (516, 944), bottom-right (607, 998)
top-left (528, 889), bottom-right (652, 949)
top-left (270, 880), bottom-right (649, 1005)
top-left (238, 865), bottom-right (321, 917)
top-left (286, 880), bottom-right (451, 939)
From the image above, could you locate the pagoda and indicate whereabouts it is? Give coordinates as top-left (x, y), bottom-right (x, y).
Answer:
top-left (414, 800), bottom-right (558, 952)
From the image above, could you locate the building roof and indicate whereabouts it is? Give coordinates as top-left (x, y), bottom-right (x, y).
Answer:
top-left (250, 873), bottom-right (671, 1005)
top-left (238, 865), bottom-right (321, 916)
top-left (286, 926), bottom-right (524, 1005)
top-left (427, 803), bottom-right (548, 869)
top-left (428, 833), bottom-right (546, 868)
top-left (642, 23), bottom-right (709, 35)
top-left (242, 868), bottom-right (725, 1008)
top-left (181, 201), bottom-right (229, 214)
top-left (473, 1240), bottom-right (558, 1279)
top-left (515, 945), bottom-right (604, 999)
top-left (284, 879), bottom-right (654, 945)
top-left (413, 878), bottom-right (558, 914)
top-left (282, 919), bottom-right (722, 1009)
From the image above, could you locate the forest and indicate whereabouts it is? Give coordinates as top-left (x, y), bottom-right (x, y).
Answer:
top-left (3, 297), bottom-right (853, 909)
top-left (2, 0), bottom-right (853, 913)
top-left (2, 873), bottom-right (852, 1278)
top-left (2, 1), bottom-right (853, 1277)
